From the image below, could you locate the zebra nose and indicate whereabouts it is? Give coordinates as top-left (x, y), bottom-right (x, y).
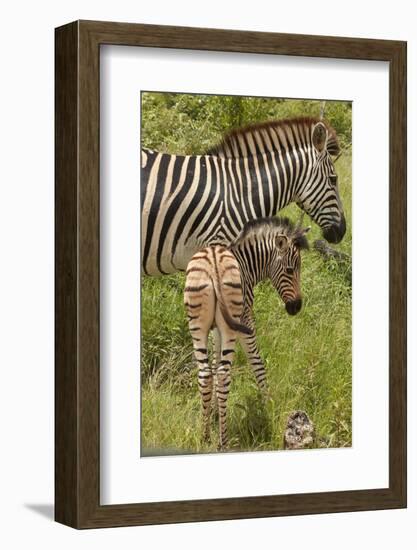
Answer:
top-left (323, 214), bottom-right (346, 244)
top-left (285, 298), bottom-right (302, 316)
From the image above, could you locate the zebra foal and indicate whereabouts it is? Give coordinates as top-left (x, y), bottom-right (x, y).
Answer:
top-left (184, 217), bottom-right (310, 450)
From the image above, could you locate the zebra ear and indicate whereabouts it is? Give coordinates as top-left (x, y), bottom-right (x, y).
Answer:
top-left (275, 234), bottom-right (289, 253)
top-left (312, 122), bottom-right (328, 153)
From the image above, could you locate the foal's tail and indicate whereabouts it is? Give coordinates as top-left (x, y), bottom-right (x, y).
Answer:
top-left (212, 278), bottom-right (252, 335)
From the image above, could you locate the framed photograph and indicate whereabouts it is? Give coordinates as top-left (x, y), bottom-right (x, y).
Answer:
top-left (55, 20), bottom-right (406, 528)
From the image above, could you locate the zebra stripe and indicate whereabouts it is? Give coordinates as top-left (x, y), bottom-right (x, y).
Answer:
top-left (184, 217), bottom-right (309, 450)
top-left (142, 117), bottom-right (345, 276)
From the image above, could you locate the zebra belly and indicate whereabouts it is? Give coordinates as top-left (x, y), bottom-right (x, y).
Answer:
top-left (141, 152), bottom-right (253, 275)
top-left (142, 238), bottom-right (198, 275)
top-left (142, 201), bottom-right (228, 275)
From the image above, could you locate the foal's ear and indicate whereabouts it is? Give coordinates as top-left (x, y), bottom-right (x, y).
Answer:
top-left (312, 122), bottom-right (328, 153)
top-left (275, 234), bottom-right (289, 253)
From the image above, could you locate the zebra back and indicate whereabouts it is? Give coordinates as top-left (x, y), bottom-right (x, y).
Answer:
top-left (205, 117), bottom-right (340, 158)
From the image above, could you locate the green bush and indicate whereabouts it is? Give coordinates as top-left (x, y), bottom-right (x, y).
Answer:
top-left (141, 92), bottom-right (352, 154)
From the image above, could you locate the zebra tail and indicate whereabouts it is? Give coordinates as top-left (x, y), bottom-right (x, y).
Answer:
top-left (212, 277), bottom-right (252, 335)
top-left (219, 302), bottom-right (252, 335)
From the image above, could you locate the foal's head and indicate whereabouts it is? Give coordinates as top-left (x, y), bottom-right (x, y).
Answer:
top-left (269, 219), bottom-right (310, 315)
top-left (234, 217), bottom-right (310, 315)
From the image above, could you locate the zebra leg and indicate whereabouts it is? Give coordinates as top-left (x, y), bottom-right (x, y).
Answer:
top-left (215, 327), bottom-right (236, 450)
top-left (211, 328), bottom-right (221, 415)
top-left (238, 315), bottom-right (269, 396)
top-left (191, 332), bottom-right (213, 443)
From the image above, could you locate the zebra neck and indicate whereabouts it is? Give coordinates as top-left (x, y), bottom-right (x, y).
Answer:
top-left (238, 152), bottom-right (299, 220)
top-left (221, 152), bottom-right (298, 238)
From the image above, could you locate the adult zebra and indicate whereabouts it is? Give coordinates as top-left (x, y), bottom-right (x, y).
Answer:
top-left (141, 116), bottom-right (345, 276)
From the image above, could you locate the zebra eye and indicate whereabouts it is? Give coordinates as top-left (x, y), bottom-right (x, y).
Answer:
top-left (286, 267), bottom-right (294, 275)
top-left (329, 174), bottom-right (338, 186)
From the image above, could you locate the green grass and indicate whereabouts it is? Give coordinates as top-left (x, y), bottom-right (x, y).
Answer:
top-left (141, 152), bottom-right (352, 456)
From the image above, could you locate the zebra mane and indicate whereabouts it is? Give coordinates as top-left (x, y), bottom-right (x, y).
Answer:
top-left (233, 216), bottom-right (309, 250)
top-left (206, 116), bottom-right (340, 159)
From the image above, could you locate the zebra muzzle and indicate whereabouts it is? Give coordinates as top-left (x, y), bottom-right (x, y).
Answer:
top-left (322, 214), bottom-right (346, 244)
top-left (285, 298), bottom-right (302, 316)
